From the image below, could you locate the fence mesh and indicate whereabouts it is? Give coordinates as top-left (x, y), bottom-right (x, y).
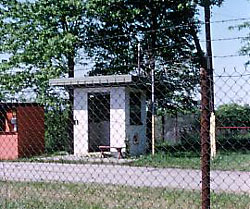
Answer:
top-left (1, 66), bottom-right (250, 209)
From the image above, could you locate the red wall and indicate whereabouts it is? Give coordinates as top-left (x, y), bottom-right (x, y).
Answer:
top-left (17, 106), bottom-right (45, 158)
top-left (0, 133), bottom-right (18, 160)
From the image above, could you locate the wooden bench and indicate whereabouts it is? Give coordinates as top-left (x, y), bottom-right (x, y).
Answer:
top-left (98, 146), bottom-right (125, 159)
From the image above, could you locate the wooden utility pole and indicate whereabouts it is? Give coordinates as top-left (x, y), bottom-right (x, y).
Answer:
top-left (204, 2), bottom-right (214, 112)
top-left (200, 66), bottom-right (211, 209)
top-left (204, 1), bottom-right (216, 160)
top-left (201, 1), bottom-right (214, 208)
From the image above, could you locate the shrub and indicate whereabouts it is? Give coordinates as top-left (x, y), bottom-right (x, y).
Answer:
top-left (216, 103), bottom-right (250, 127)
top-left (216, 103), bottom-right (250, 151)
top-left (45, 105), bottom-right (70, 153)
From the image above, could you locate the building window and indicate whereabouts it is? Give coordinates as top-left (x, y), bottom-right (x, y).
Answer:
top-left (130, 92), bottom-right (142, 125)
top-left (0, 109), bottom-right (17, 132)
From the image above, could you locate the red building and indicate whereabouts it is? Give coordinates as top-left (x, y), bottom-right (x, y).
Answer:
top-left (0, 103), bottom-right (44, 160)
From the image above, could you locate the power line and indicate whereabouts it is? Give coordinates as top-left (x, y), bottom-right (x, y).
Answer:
top-left (215, 73), bottom-right (250, 78)
top-left (213, 54), bottom-right (247, 58)
top-left (1, 51), bottom-right (247, 74)
top-left (201, 36), bottom-right (249, 42)
top-left (207, 17), bottom-right (250, 24)
top-left (81, 17), bottom-right (250, 45)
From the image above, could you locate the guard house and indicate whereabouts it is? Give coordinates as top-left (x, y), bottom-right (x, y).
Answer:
top-left (0, 103), bottom-right (44, 160)
top-left (49, 75), bottom-right (147, 157)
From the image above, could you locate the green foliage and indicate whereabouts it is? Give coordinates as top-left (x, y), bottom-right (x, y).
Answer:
top-left (156, 131), bottom-right (201, 153)
top-left (45, 103), bottom-right (70, 153)
top-left (216, 103), bottom-right (250, 151)
top-left (195, 0), bottom-right (224, 7)
top-left (0, 0), bottom-right (87, 96)
top-left (87, 0), bottom-right (199, 70)
top-left (217, 132), bottom-right (250, 151)
top-left (229, 1), bottom-right (250, 65)
top-left (0, 0), bottom-right (226, 153)
top-left (0, 0), bottom-right (88, 153)
top-left (133, 149), bottom-right (250, 171)
top-left (216, 103), bottom-right (250, 127)
top-left (86, 0), bottom-right (201, 112)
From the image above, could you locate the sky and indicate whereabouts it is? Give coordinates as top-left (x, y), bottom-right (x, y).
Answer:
top-left (198, 0), bottom-right (250, 106)
top-left (202, 0), bottom-right (250, 69)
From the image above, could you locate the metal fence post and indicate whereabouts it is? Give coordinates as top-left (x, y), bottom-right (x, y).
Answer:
top-left (200, 67), bottom-right (211, 209)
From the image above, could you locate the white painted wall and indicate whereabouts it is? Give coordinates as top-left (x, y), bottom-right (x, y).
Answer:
top-left (74, 88), bottom-right (88, 156)
top-left (110, 87), bottom-right (126, 153)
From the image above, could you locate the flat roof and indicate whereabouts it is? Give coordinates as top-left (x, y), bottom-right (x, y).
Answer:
top-left (49, 74), bottom-right (146, 87)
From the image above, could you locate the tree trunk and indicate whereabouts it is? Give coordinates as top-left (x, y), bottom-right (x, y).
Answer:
top-left (190, 25), bottom-right (206, 68)
top-left (161, 115), bottom-right (165, 141)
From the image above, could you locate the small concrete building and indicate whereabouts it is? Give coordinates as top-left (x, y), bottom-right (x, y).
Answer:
top-left (49, 75), bottom-right (147, 157)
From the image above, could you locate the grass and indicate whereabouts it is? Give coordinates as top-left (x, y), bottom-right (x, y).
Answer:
top-left (211, 151), bottom-right (250, 171)
top-left (5, 150), bottom-right (250, 172)
top-left (0, 181), bottom-right (250, 209)
top-left (131, 151), bottom-right (201, 169)
top-left (130, 150), bottom-right (250, 171)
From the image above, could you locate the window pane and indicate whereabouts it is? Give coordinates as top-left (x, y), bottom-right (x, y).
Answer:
top-left (130, 92), bottom-right (142, 125)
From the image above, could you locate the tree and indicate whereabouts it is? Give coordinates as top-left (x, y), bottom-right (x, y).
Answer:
top-left (0, 0), bottom-right (89, 152)
top-left (85, 0), bottom-right (224, 110)
top-left (0, 0), bottom-right (225, 152)
top-left (231, 1), bottom-right (250, 66)
top-left (85, 0), bottom-right (225, 157)
top-left (86, 0), bottom-right (201, 111)
top-left (0, 0), bottom-right (88, 94)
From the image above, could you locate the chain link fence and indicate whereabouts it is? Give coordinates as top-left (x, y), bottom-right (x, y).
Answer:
top-left (0, 67), bottom-right (250, 209)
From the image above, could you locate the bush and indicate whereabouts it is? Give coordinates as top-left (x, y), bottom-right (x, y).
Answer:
top-left (45, 105), bottom-right (70, 154)
top-left (216, 103), bottom-right (250, 127)
top-left (217, 132), bottom-right (250, 151)
top-left (155, 131), bottom-right (201, 153)
top-left (216, 103), bottom-right (250, 151)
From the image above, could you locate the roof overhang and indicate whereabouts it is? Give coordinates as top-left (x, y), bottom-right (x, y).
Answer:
top-left (49, 74), bottom-right (148, 88)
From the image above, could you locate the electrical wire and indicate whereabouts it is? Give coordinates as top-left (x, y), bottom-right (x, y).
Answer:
top-left (78, 17), bottom-right (250, 44)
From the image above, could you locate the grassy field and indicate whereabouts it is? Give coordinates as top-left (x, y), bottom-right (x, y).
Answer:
top-left (131, 150), bottom-right (250, 171)
top-left (0, 181), bottom-right (250, 209)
